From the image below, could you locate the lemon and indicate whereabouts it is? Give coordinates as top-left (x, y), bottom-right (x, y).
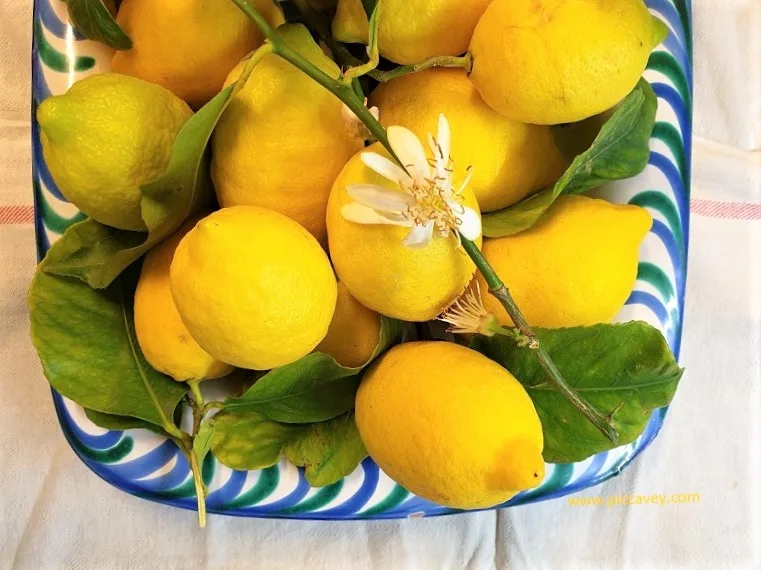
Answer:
top-left (316, 281), bottom-right (382, 368)
top-left (469, 0), bottom-right (666, 124)
top-left (36, 73), bottom-right (192, 231)
top-left (169, 206), bottom-right (337, 370)
top-left (332, 0), bottom-right (492, 65)
top-left (212, 24), bottom-right (362, 245)
top-left (356, 341), bottom-right (545, 509)
top-left (476, 195), bottom-right (652, 328)
top-left (326, 144), bottom-right (481, 322)
top-left (134, 216), bottom-right (233, 381)
top-left (112, 0), bottom-right (284, 108)
top-left (369, 69), bottom-right (567, 212)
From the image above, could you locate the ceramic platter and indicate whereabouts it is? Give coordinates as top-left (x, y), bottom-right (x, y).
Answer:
top-left (31, 0), bottom-right (692, 519)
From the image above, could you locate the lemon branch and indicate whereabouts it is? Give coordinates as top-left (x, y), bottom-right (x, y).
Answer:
top-left (231, 0), bottom-right (617, 444)
top-left (231, 0), bottom-right (392, 154)
top-left (459, 238), bottom-right (618, 443)
top-left (288, 0), bottom-right (471, 82)
top-left (372, 54), bottom-right (473, 82)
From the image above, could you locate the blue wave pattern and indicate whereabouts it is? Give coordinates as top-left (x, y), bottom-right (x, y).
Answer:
top-left (32, 0), bottom-right (692, 519)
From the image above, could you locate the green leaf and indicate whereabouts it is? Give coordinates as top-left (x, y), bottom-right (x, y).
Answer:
top-left (84, 408), bottom-right (171, 436)
top-left (65, 0), bottom-right (132, 50)
top-left (29, 270), bottom-right (187, 430)
top-left (212, 411), bottom-right (367, 486)
top-left (470, 322), bottom-right (683, 463)
top-left (212, 411), bottom-right (307, 470)
top-left (283, 412), bottom-right (367, 486)
top-left (223, 316), bottom-right (403, 423)
top-left (41, 80), bottom-right (236, 289)
top-left (483, 79), bottom-right (657, 237)
top-left (652, 16), bottom-right (669, 47)
top-left (193, 419), bottom-right (216, 491)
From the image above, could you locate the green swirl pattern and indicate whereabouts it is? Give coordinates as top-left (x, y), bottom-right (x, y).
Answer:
top-left (33, 0), bottom-right (692, 519)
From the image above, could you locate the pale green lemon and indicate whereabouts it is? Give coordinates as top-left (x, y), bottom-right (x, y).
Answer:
top-left (37, 73), bottom-right (192, 231)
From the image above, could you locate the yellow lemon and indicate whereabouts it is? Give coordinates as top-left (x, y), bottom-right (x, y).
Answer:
top-left (369, 68), bottom-right (567, 212)
top-left (332, 0), bottom-right (492, 64)
top-left (356, 341), bottom-right (545, 509)
top-left (316, 281), bottom-right (382, 368)
top-left (476, 195), bottom-right (652, 328)
top-left (169, 206), bottom-right (337, 370)
top-left (212, 24), bottom-right (362, 244)
top-left (134, 216), bottom-right (233, 381)
top-left (112, 0), bottom-right (284, 108)
top-left (36, 73), bottom-right (192, 231)
top-left (326, 144), bottom-right (481, 322)
top-left (469, 0), bottom-right (667, 124)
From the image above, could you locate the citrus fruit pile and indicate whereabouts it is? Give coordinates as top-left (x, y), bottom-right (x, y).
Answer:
top-left (29, 0), bottom-right (683, 523)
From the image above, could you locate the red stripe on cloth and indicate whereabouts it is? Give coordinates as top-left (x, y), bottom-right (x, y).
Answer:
top-left (0, 205), bottom-right (35, 225)
top-left (690, 199), bottom-right (761, 220)
top-left (3, 200), bottom-right (759, 226)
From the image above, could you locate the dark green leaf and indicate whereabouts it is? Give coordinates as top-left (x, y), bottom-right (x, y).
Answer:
top-left (29, 270), bottom-right (187, 429)
top-left (483, 79), bottom-right (657, 237)
top-left (212, 411), bottom-right (367, 486)
top-left (470, 322), bottom-right (683, 463)
top-left (211, 411), bottom-right (308, 470)
top-left (85, 408), bottom-right (170, 436)
top-left (223, 316), bottom-right (403, 423)
top-left (283, 412), bottom-right (367, 486)
top-left (41, 81), bottom-right (236, 289)
top-left (65, 0), bottom-right (132, 50)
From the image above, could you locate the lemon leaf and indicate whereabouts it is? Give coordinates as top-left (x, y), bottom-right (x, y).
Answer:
top-left (211, 411), bottom-right (367, 486)
top-left (482, 79), bottom-right (657, 238)
top-left (470, 321), bottom-right (683, 464)
top-left (28, 270), bottom-right (187, 431)
top-left (65, 0), bottom-right (132, 50)
top-left (222, 316), bottom-right (403, 423)
top-left (211, 411), bottom-right (308, 471)
top-left (283, 412), bottom-right (367, 486)
top-left (40, 81), bottom-right (235, 289)
top-left (85, 409), bottom-right (172, 436)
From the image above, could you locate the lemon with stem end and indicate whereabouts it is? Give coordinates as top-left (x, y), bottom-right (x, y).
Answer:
top-left (332, 0), bottom-right (493, 65)
top-left (316, 281), bottom-right (382, 368)
top-left (369, 68), bottom-right (567, 212)
top-left (475, 195), bottom-right (652, 328)
top-left (36, 73), bottom-right (192, 231)
top-left (356, 341), bottom-right (545, 509)
top-left (170, 206), bottom-right (337, 370)
top-left (134, 216), bottom-right (234, 382)
top-left (469, 0), bottom-right (667, 124)
top-left (112, 0), bottom-right (284, 108)
top-left (212, 24), bottom-right (362, 245)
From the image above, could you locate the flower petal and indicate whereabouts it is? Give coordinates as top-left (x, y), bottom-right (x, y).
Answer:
top-left (402, 220), bottom-right (435, 249)
top-left (346, 184), bottom-right (414, 212)
top-left (437, 114), bottom-right (451, 166)
top-left (456, 206), bottom-right (482, 241)
top-left (453, 164), bottom-right (474, 197)
top-left (341, 202), bottom-right (412, 226)
top-left (361, 153), bottom-right (412, 186)
top-left (388, 125), bottom-right (431, 180)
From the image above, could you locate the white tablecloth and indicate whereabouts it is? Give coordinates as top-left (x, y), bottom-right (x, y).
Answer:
top-left (1, 1), bottom-right (760, 568)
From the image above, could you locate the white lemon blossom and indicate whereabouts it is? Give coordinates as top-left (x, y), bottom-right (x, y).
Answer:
top-left (341, 99), bottom-right (380, 141)
top-left (340, 114), bottom-right (481, 249)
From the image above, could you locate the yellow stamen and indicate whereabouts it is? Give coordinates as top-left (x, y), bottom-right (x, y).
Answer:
top-left (439, 283), bottom-right (498, 335)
